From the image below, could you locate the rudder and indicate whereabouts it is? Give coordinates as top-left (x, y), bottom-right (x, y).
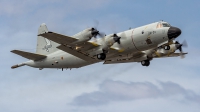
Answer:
top-left (36, 23), bottom-right (59, 55)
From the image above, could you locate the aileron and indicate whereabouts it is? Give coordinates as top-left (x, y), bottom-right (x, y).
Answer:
top-left (39, 32), bottom-right (77, 45)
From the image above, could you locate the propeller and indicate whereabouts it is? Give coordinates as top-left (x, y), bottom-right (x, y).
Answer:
top-left (90, 20), bottom-right (106, 39)
top-left (91, 28), bottom-right (98, 37)
top-left (90, 27), bottom-right (106, 39)
top-left (113, 34), bottom-right (121, 44)
top-left (175, 40), bottom-right (188, 58)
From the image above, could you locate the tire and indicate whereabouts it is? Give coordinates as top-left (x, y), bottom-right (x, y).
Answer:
top-left (141, 61), bottom-right (146, 66)
top-left (97, 53), bottom-right (106, 60)
top-left (141, 60), bottom-right (150, 66)
top-left (146, 61), bottom-right (150, 66)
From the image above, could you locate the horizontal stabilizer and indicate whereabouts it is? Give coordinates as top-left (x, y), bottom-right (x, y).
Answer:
top-left (11, 50), bottom-right (47, 61)
top-left (11, 63), bottom-right (25, 69)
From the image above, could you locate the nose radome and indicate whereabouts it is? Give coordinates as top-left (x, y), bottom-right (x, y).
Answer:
top-left (168, 27), bottom-right (181, 40)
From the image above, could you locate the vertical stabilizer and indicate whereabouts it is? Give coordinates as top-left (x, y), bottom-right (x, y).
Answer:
top-left (36, 23), bottom-right (59, 55)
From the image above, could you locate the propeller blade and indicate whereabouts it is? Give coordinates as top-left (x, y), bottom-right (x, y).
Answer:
top-left (175, 40), bottom-right (188, 59)
top-left (175, 41), bottom-right (180, 44)
top-left (93, 19), bottom-right (99, 29)
top-left (182, 40), bottom-right (188, 47)
top-left (98, 32), bottom-right (106, 38)
top-left (113, 38), bottom-right (120, 44)
top-left (117, 40), bottom-right (121, 44)
top-left (91, 28), bottom-right (99, 37)
top-left (179, 47), bottom-right (182, 52)
top-left (113, 34), bottom-right (121, 44)
top-left (180, 54), bottom-right (185, 59)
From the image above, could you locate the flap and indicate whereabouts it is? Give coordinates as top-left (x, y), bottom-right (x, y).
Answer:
top-left (11, 50), bottom-right (47, 61)
top-left (154, 53), bottom-right (188, 58)
top-left (104, 51), bottom-right (145, 64)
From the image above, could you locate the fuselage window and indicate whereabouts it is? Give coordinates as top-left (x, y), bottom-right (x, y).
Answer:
top-left (142, 30), bottom-right (144, 34)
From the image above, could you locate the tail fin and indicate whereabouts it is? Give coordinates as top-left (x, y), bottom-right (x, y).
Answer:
top-left (36, 23), bottom-right (59, 55)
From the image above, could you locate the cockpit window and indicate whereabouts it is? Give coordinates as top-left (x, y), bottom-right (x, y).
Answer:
top-left (157, 22), bottom-right (171, 28)
top-left (162, 23), bottom-right (171, 27)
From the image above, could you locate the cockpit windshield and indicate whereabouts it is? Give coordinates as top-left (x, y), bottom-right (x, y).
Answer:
top-left (162, 23), bottom-right (171, 27)
top-left (157, 22), bottom-right (171, 28)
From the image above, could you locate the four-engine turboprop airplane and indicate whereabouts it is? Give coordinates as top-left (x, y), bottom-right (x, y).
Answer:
top-left (11, 21), bottom-right (187, 70)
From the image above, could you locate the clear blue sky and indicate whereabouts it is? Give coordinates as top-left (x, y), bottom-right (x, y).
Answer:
top-left (0, 0), bottom-right (200, 112)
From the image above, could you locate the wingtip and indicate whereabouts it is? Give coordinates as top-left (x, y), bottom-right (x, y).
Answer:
top-left (11, 50), bottom-right (16, 53)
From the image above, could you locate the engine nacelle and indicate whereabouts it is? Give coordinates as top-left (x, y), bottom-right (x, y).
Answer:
top-left (153, 44), bottom-right (177, 57)
top-left (72, 28), bottom-right (98, 44)
top-left (101, 34), bottom-right (121, 51)
top-left (104, 34), bottom-right (116, 46)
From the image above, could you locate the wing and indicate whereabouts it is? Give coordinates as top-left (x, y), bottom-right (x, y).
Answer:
top-left (57, 45), bottom-right (97, 62)
top-left (39, 32), bottom-right (100, 61)
top-left (39, 32), bottom-right (102, 51)
top-left (38, 32), bottom-right (77, 45)
top-left (39, 32), bottom-right (122, 61)
top-left (11, 50), bottom-right (47, 61)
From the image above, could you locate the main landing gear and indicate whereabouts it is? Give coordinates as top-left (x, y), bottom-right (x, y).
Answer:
top-left (141, 60), bottom-right (150, 66)
top-left (97, 53), bottom-right (106, 60)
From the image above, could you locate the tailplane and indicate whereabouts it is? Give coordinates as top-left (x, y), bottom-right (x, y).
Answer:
top-left (11, 50), bottom-right (47, 61)
top-left (36, 23), bottom-right (59, 55)
top-left (11, 50), bottom-right (47, 69)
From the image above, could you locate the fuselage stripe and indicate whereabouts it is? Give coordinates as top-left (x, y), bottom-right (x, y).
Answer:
top-left (131, 30), bottom-right (139, 51)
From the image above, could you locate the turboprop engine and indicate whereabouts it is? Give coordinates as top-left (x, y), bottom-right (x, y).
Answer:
top-left (154, 44), bottom-right (176, 56)
top-left (93, 33), bottom-right (122, 60)
top-left (71, 28), bottom-right (102, 45)
top-left (101, 34), bottom-right (121, 51)
top-left (153, 40), bottom-right (187, 58)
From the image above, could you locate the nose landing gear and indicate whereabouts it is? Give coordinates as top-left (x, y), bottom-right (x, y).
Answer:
top-left (141, 60), bottom-right (150, 66)
top-left (164, 45), bottom-right (170, 50)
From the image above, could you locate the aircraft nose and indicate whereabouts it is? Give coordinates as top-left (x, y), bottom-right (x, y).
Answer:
top-left (168, 27), bottom-right (181, 40)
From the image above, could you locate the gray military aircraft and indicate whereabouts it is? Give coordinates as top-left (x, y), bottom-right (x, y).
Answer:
top-left (11, 21), bottom-right (187, 70)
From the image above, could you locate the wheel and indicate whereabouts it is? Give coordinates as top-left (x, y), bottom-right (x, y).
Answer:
top-left (164, 45), bottom-right (170, 50)
top-left (141, 60), bottom-right (150, 66)
top-left (141, 60), bottom-right (146, 66)
top-left (97, 53), bottom-right (106, 60)
top-left (146, 61), bottom-right (150, 66)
